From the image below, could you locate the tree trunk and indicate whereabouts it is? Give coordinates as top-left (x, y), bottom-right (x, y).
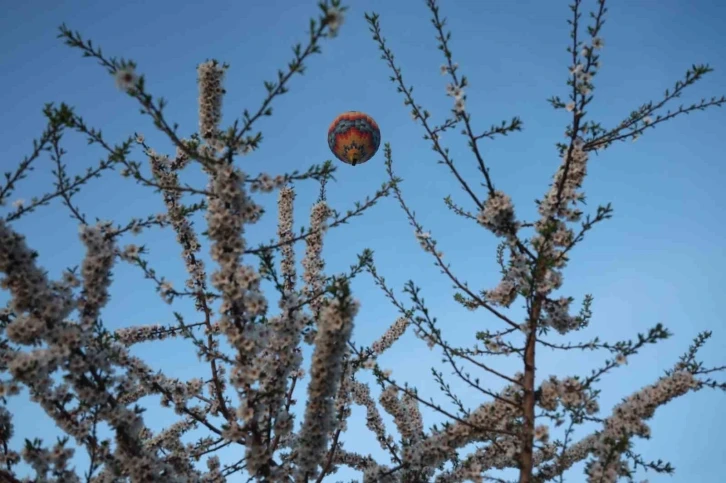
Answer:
top-left (518, 291), bottom-right (544, 483)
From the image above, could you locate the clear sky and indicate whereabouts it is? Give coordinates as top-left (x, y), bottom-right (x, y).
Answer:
top-left (1, 0), bottom-right (725, 481)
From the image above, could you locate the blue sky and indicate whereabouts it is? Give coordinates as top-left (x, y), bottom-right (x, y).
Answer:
top-left (1, 0), bottom-right (725, 481)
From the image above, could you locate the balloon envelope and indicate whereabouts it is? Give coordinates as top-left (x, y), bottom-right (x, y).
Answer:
top-left (328, 111), bottom-right (381, 166)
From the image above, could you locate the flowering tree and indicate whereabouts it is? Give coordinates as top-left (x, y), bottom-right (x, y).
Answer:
top-left (0, 0), bottom-right (724, 482)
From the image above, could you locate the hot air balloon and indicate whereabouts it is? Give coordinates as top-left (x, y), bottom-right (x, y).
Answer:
top-left (328, 111), bottom-right (381, 166)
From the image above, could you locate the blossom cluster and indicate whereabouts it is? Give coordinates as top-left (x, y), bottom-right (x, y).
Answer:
top-left (476, 190), bottom-right (518, 238)
top-left (302, 201), bottom-right (330, 320)
top-left (197, 60), bottom-right (227, 145)
top-left (586, 371), bottom-right (699, 483)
